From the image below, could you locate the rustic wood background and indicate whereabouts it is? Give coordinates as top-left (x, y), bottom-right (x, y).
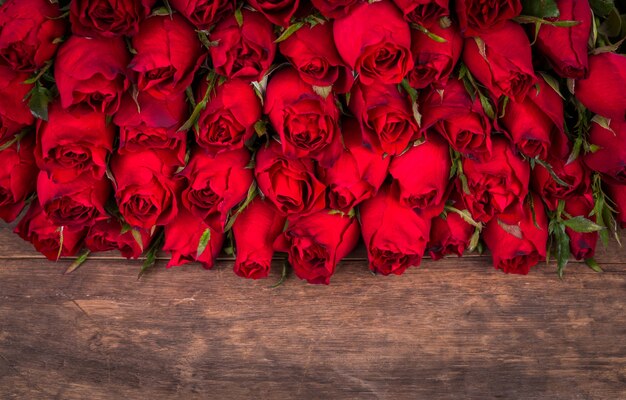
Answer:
top-left (0, 222), bottom-right (625, 399)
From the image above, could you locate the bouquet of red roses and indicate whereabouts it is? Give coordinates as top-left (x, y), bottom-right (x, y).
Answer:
top-left (0, 0), bottom-right (624, 284)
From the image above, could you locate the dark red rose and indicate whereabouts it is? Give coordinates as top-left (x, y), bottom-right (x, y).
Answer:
top-left (461, 137), bottom-right (530, 223)
top-left (274, 211), bottom-right (360, 284)
top-left (349, 82), bottom-right (420, 156)
top-left (169, 0), bottom-right (235, 30)
top-left (248, 0), bottom-right (300, 27)
top-left (535, 0), bottom-right (592, 79)
top-left (179, 148), bottom-right (254, 228)
top-left (0, 0), bottom-right (67, 72)
top-left (265, 67), bottom-right (342, 166)
top-left (360, 185), bottom-right (432, 275)
top-left (427, 190), bottom-right (474, 260)
top-left (563, 193), bottom-right (598, 260)
top-left (455, 0), bottom-right (521, 36)
top-left (85, 218), bottom-right (152, 259)
top-left (334, 1), bottom-right (413, 85)
top-left (15, 202), bottom-right (86, 261)
top-left (163, 208), bottom-right (224, 270)
top-left (532, 157), bottom-right (590, 211)
top-left (131, 14), bottom-right (206, 99)
top-left (393, 0), bottom-right (449, 25)
top-left (255, 141), bottom-right (326, 216)
top-left (606, 182), bottom-right (626, 228)
top-left (419, 78), bottom-right (492, 158)
top-left (195, 79), bottom-right (261, 155)
top-left (483, 194), bottom-right (548, 275)
top-left (35, 103), bottom-right (115, 183)
top-left (575, 53), bottom-right (626, 120)
top-left (55, 36), bottom-right (131, 114)
top-left (209, 10), bottom-right (276, 82)
top-left (279, 22), bottom-right (352, 93)
top-left (463, 21), bottom-right (536, 102)
top-left (70, 0), bottom-right (156, 38)
top-left (0, 134), bottom-right (38, 223)
top-left (389, 133), bottom-right (451, 216)
top-left (584, 118), bottom-right (626, 184)
top-left (233, 197), bottom-right (286, 280)
top-left (319, 118), bottom-right (389, 213)
top-left (0, 65), bottom-right (34, 144)
top-left (311, 0), bottom-right (362, 18)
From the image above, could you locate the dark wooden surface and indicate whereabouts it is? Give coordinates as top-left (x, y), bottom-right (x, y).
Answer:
top-left (1, 223), bottom-right (625, 399)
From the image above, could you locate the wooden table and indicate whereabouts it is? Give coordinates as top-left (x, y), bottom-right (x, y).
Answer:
top-left (1, 223), bottom-right (625, 399)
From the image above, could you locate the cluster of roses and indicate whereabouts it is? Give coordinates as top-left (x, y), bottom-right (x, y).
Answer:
top-left (0, 0), bottom-right (624, 284)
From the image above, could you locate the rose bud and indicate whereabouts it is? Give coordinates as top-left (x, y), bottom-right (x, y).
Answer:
top-left (169, 0), bottom-right (235, 30)
top-left (255, 141), bottom-right (326, 217)
top-left (0, 65), bottom-right (34, 144)
top-left (532, 157), bottom-right (590, 211)
top-left (163, 209), bottom-right (224, 270)
top-left (334, 1), bottom-right (413, 85)
top-left (455, 0), bottom-right (521, 36)
top-left (584, 118), bottom-right (626, 184)
top-left (360, 185), bottom-right (432, 275)
top-left (535, 0), bottom-right (592, 79)
top-left (35, 103), bottom-right (115, 184)
top-left (274, 211), bottom-right (360, 284)
top-left (606, 182), bottom-right (626, 228)
top-left (179, 148), bottom-right (254, 228)
top-left (563, 194), bottom-right (598, 260)
top-left (419, 78), bottom-right (492, 158)
top-left (247, 0), bottom-right (300, 27)
top-left (463, 21), bottom-right (536, 102)
top-left (349, 82), bottom-right (420, 156)
top-left (311, 0), bottom-right (362, 19)
top-left (427, 190), bottom-right (474, 260)
top-left (55, 36), bottom-right (131, 114)
top-left (210, 9), bottom-right (276, 82)
top-left (265, 68), bottom-right (342, 166)
top-left (233, 197), bottom-right (287, 280)
top-left (483, 194), bottom-right (548, 275)
top-left (0, 0), bottom-right (67, 72)
top-left (279, 22), bottom-right (353, 93)
top-left (131, 14), bottom-right (206, 99)
top-left (195, 79), bottom-right (261, 155)
top-left (85, 219), bottom-right (152, 259)
top-left (319, 118), bottom-right (389, 213)
top-left (15, 202), bottom-right (87, 261)
top-left (393, 0), bottom-right (449, 25)
top-left (575, 53), bottom-right (626, 120)
top-left (0, 134), bottom-right (38, 223)
top-left (408, 22), bottom-right (462, 90)
top-left (461, 137), bottom-right (530, 224)
top-left (70, 0), bottom-right (157, 38)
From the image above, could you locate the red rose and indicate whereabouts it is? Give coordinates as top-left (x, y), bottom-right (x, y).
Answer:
top-left (248, 0), bottom-right (300, 27)
top-left (575, 53), bottom-right (626, 120)
top-left (349, 82), bottom-right (420, 156)
top-left (563, 194), bottom-right (598, 260)
top-left (233, 197), bottom-right (286, 279)
top-left (455, 0), bottom-right (521, 36)
top-left (461, 137), bottom-right (530, 223)
top-left (255, 141), bottom-right (326, 216)
top-left (334, 1), bottom-right (413, 85)
top-left (69, 0), bottom-right (156, 38)
top-left (130, 14), bottom-right (206, 99)
top-left (179, 148), bottom-right (254, 228)
top-left (265, 67), bottom-right (342, 166)
top-left (463, 21), bottom-right (536, 102)
top-left (584, 118), bottom-right (626, 184)
top-left (274, 211), bottom-right (360, 284)
top-left (532, 157), bottom-right (590, 211)
top-left (35, 103), bottom-right (115, 183)
top-left (536, 0), bottom-right (592, 79)
top-left (279, 22), bottom-right (352, 93)
top-left (319, 118), bottom-right (389, 213)
top-left (311, 0), bottom-right (362, 18)
top-left (55, 36), bottom-right (131, 114)
top-left (0, 134), bottom-right (38, 223)
top-left (606, 182), bottom-right (626, 228)
top-left (0, 65), bottom-right (34, 144)
top-left (360, 185), bottom-right (432, 275)
top-left (209, 10), bottom-right (276, 82)
top-left (85, 219), bottom-right (152, 259)
top-left (169, 0), bottom-right (235, 30)
top-left (427, 190), bottom-right (474, 260)
top-left (0, 0), bottom-right (67, 72)
top-left (393, 0), bottom-right (449, 25)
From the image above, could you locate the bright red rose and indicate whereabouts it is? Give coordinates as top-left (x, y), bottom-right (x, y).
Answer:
top-left (334, 1), bottom-right (413, 85)
top-left (131, 14), bottom-right (206, 99)
top-left (233, 197), bottom-right (286, 280)
top-left (584, 118), bottom-right (626, 184)
top-left (360, 185), bottom-right (432, 275)
top-left (209, 10), bottom-right (276, 82)
top-left (563, 193), bottom-right (598, 260)
top-left (455, 0), bottom-right (521, 36)
top-left (427, 190), bottom-right (474, 260)
top-left (70, 0), bottom-right (156, 38)
top-left (393, 0), bottom-right (449, 25)
top-left (311, 0), bottom-right (362, 18)
top-left (274, 211), bottom-right (360, 284)
top-left (35, 103), bottom-right (115, 184)
top-left (575, 53), bottom-right (626, 120)
top-left (55, 36), bottom-right (131, 114)
top-left (0, 65), bottom-right (34, 144)
top-left (0, 0), bottom-right (67, 72)
top-left (606, 182), bottom-right (626, 228)
top-left (532, 157), bottom-right (590, 211)
top-left (463, 21), bottom-right (536, 102)
top-left (195, 79), bottom-right (261, 155)
top-left (248, 0), bottom-right (300, 27)
top-left (85, 218), bottom-right (152, 259)
top-left (255, 141), bottom-right (326, 216)
top-left (0, 134), bottom-right (38, 223)
top-left (169, 0), bottom-right (235, 30)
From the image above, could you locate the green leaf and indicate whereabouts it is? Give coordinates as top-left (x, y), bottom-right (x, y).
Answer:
top-left (269, 260), bottom-right (289, 288)
top-left (312, 85), bottom-right (333, 99)
top-left (27, 83), bottom-right (51, 121)
top-left (474, 37), bottom-right (487, 60)
top-left (562, 216), bottom-right (605, 233)
top-left (64, 250), bottom-right (90, 274)
top-left (535, 158), bottom-right (570, 187)
top-left (444, 205), bottom-right (483, 229)
top-left (478, 93), bottom-right (495, 120)
top-left (196, 228), bottom-right (211, 258)
top-left (274, 22), bottom-right (305, 43)
top-left (497, 219), bottom-right (523, 239)
top-left (234, 7), bottom-right (243, 26)
top-left (539, 72), bottom-right (565, 100)
top-left (254, 120), bottom-right (267, 137)
top-left (591, 114), bottom-right (614, 132)
top-left (589, 0), bottom-right (614, 17)
top-left (554, 223), bottom-right (570, 278)
top-left (197, 30), bottom-right (219, 49)
top-left (566, 136), bottom-right (583, 165)
top-left (585, 258), bottom-right (603, 273)
top-left (468, 228), bottom-right (481, 252)
top-left (522, 0), bottom-right (560, 18)
top-left (131, 229), bottom-right (145, 253)
top-left (138, 231), bottom-right (164, 279)
top-left (56, 226), bottom-right (64, 261)
top-left (411, 23), bottom-right (448, 43)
